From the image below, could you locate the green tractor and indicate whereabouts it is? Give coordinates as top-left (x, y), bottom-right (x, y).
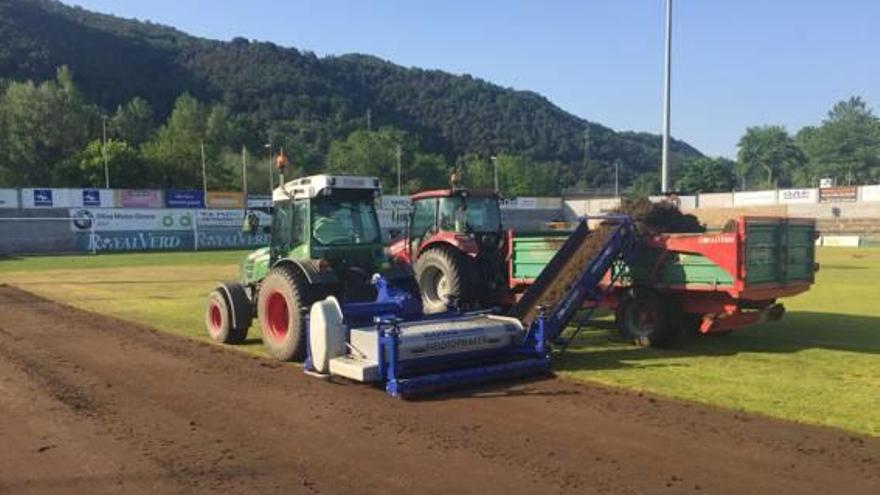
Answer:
top-left (204, 174), bottom-right (414, 361)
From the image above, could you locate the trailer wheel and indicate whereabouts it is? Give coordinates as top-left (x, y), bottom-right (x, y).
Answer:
top-left (205, 287), bottom-right (250, 344)
top-left (681, 313), bottom-right (704, 336)
top-left (415, 247), bottom-right (468, 314)
top-left (616, 288), bottom-right (680, 346)
top-left (257, 266), bottom-right (310, 361)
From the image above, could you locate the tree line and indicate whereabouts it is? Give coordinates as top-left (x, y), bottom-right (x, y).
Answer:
top-left (0, 67), bottom-right (876, 197)
top-left (673, 96), bottom-right (880, 194)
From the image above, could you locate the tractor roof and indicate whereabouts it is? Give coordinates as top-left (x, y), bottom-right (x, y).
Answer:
top-left (272, 174), bottom-right (380, 202)
top-left (410, 188), bottom-right (498, 201)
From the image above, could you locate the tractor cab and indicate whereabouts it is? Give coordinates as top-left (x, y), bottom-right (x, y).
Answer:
top-left (212, 174), bottom-right (419, 363)
top-left (389, 188), bottom-right (509, 313)
top-left (269, 175), bottom-right (383, 262)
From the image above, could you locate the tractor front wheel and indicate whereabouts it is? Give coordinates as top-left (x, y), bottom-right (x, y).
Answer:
top-left (205, 286), bottom-right (250, 344)
top-left (257, 266), bottom-right (310, 361)
top-left (616, 288), bottom-right (680, 347)
top-left (414, 248), bottom-right (469, 314)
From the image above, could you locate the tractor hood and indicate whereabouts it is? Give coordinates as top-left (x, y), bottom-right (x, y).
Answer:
top-left (241, 246), bottom-right (271, 285)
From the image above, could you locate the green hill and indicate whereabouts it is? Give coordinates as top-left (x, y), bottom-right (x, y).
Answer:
top-left (0, 0), bottom-right (701, 189)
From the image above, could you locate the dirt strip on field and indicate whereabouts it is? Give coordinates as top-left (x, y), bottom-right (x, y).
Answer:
top-left (0, 285), bottom-right (877, 495)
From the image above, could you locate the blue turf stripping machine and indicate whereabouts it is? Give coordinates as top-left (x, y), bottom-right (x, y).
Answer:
top-left (304, 216), bottom-right (636, 397)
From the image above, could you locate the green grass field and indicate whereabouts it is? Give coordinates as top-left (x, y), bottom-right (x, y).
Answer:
top-left (2, 248), bottom-right (879, 435)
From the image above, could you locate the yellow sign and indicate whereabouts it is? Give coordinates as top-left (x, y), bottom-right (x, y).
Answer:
top-left (205, 191), bottom-right (245, 208)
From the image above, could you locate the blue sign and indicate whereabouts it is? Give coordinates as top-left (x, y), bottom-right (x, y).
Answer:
top-left (198, 229), bottom-right (270, 249)
top-left (82, 189), bottom-right (101, 207)
top-left (33, 189), bottom-right (53, 207)
top-left (74, 230), bottom-right (195, 252)
top-left (165, 189), bottom-right (205, 208)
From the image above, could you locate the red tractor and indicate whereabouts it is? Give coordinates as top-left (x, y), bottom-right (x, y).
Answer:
top-left (388, 188), bottom-right (512, 313)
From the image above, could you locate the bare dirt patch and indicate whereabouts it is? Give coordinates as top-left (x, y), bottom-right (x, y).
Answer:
top-left (0, 285), bottom-right (877, 494)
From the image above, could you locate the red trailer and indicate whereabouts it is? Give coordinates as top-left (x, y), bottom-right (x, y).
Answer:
top-left (507, 216), bottom-right (818, 345)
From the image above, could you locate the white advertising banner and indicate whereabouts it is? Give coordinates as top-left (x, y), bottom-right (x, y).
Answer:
top-left (649, 195), bottom-right (697, 209)
top-left (22, 188), bottom-right (115, 208)
top-left (860, 185), bottom-right (880, 202)
top-left (778, 188), bottom-right (818, 204)
top-left (0, 189), bottom-right (18, 208)
top-left (380, 195), bottom-right (411, 210)
top-left (678, 195), bottom-right (697, 209)
top-left (68, 208), bottom-right (194, 232)
top-left (535, 197), bottom-right (562, 209)
top-left (698, 192), bottom-right (734, 208)
top-left (587, 198), bottom-right (621, 213)
top-left (196, 209), bottom-right (270, 228)
top-left (733, 190), bottom-right (778, 206)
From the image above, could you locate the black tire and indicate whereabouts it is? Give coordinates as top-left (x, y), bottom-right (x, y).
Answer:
top-left (680, 312), bottom-right (704, 337)
top-left (414, 247), bottom-right (469, 314)
top-left (257, 266), bottom-right (311, 361)
top-left (205, 289), bottom-right (249, 344)
top-left (615, 288), bottom-right (680, 347)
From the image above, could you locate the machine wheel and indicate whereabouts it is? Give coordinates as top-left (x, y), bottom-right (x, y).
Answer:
top-left (257, 266), bottom-right (311, 361)
top-left (616, 288), bottom-right (680, 347)
top-left (414, 247), bottom-right (469, 314)
top-left (680, 313), bottom-right (704, 336)
top-left (205, 286), bottom-right (250, 344)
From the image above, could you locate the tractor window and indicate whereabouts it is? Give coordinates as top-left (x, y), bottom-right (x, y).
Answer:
top-left (291, 200), bottom-right (309, 246)
top-left (437, 196), bottom-right (501, 233)
top-left (311, 198), bottom-right (380, 246)
top-left (271, 201), bottom-right (293, 251)
top-left (465, 196), bottom-right (502, 233)
top-left (410, 199), bottom-right (437, 239)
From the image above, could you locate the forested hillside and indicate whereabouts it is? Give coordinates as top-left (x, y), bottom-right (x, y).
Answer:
top-left (0, 0), bottom-right (704, 193)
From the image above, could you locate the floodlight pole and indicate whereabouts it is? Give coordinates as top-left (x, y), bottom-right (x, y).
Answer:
top-left (661, 0), bottom-right (673, 193)
top-left (396, 144), bottom-right (402, 195)
top-left (491, 155), bottom-right (498, 193)
top-left (102, 115), bottom-right (109, 189)
top-left (200, 141), bottom-right (207, 198)
top-left (265, 143), bottom-right (273, 194)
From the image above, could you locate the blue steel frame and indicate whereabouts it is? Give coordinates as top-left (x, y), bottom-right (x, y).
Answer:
top-left (307, 215), bottom-right (636, 398)
top-left (376, 314), bottom-right (551, 398)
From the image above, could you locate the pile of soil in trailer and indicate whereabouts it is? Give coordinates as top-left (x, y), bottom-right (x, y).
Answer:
top-left (614, 197), bottom-right (705, 235)
top-left (513, 224), bottom-right (615, 325)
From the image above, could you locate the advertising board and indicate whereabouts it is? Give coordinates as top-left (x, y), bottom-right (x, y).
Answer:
top-left (206, 191), bottom-right (245, 208)
top-left (819, 186), bottom-right (858, 203)
top-left (74, 231), bottom-right (195, 252)
top-left (165, 189), bottom-right (205, 208)
top-left (0, 189), bottom-right (18, 208)
top-left (733, 190), bottom-right (778, 206)
top-left (698, 193), bottom-right (734, 208)
top-left (68, 208), bottom-right (194, 232)
top-left (778, 188), bottom-right (818, 204)
top-left (859, 185), bottom-right (880, 202)
top-left (117, 190), bottom-right (163, 208)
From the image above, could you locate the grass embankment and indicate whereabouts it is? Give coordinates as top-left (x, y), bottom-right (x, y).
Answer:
top-left (1, 248), bottom-right (878, 435)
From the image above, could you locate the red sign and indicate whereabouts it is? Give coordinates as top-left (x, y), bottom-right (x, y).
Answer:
top-left (117, 189), bottom-right (163, 208)
top-left (819, 186), bottom-right (858, 203)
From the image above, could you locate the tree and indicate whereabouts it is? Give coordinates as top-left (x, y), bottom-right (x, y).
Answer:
top-left (627, 173), bottom-right (660, 197)
top-left (54, 139), bottom-right (152, 187)
top-left (110, 97), bottom-right (154, 146)
top-left (141, 93), bottom-right (233, 188)
top-left (674, 157), bottom-right (736, 193)
top-left (736, 126), bottom-right (804, 188)
top-left (326, 127), bottom-right (448, 194)
top-left (0, 66), bottom-right (98, 186)
top-left (795, 96), bottom-right (880, 185)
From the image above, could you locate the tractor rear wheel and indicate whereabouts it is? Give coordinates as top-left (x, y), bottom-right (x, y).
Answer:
top-left (257, 266), bottom-right (310, 361)
top-left (414, 248), bottom-right (469, 314)
top-left (616, 288), bottom-right (680, 347)
top-left (205, 287), bottom-right (250, 344)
